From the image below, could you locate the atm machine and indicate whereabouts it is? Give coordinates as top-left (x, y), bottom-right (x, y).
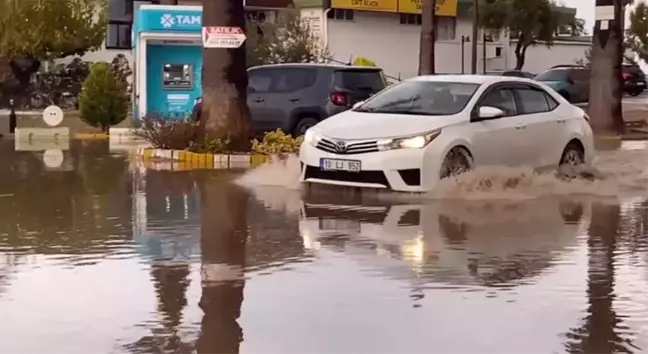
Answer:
top-left (132, 4), bottom-right (204, 121)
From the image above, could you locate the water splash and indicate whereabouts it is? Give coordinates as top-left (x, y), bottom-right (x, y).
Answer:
top-left (235, 144), bottom-right (648, 200)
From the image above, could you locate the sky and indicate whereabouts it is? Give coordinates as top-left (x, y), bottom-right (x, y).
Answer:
top-left (563, 0), bottom-right (596, 31)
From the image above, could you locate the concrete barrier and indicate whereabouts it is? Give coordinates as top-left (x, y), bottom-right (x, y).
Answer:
top-left (133, 148), bottom-right (270, 170)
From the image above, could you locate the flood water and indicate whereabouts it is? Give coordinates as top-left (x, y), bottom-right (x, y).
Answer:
top-left (0, 139), bottom-right (647, 354)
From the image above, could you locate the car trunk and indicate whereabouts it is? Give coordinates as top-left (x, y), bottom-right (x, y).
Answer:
top-left (332, 68), bottom-right (386, 107)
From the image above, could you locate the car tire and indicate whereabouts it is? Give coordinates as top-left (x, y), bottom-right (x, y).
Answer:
top-left (293, 117), bottom-right (319, 137)
top-left (628, 88), bottom-right (643, 97)
top-left (559, 142), bottom-right (585, 167)
top-left (440, 147), bottom-right (473, 179)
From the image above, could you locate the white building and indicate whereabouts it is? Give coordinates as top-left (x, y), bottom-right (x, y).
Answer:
top-left (65, 0), bottom-right (591, 79)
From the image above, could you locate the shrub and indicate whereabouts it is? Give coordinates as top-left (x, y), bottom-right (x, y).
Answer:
top-left (251, 129), bottom-right (303, 155)
top-left (135, 113), bottom-right (200, 150)
top-left (79, 62), bottom-right (129, 132)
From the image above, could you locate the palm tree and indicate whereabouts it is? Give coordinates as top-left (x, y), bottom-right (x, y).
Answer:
top-left (195, 174), bottom-right (248, 354)
top-left (563, 202), bottom-right (634, 353)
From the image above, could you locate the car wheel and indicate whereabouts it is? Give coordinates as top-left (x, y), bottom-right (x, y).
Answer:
top-left (559, 142), bottom-right (585, 167)
top-left (629, 88), bottom-right (643, 96)
top-left (293, 117), bottom-right (319, 137)
top-left (440, 147), bottom-right (473, 179)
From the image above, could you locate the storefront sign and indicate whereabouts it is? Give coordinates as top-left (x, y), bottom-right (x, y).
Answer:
top-left (331, 0), bottom-right (398, 13)
top-left (398, 0), bottom-right (458, 16)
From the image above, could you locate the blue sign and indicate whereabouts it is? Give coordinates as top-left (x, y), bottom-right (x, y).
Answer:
top-left (135, 8), bottom-right (203, 33)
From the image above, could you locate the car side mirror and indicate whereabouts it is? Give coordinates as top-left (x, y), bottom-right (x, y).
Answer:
top-left (477, 106), bottom-right (505, 120)
top-left (352, 101), bottom-right (365, 109)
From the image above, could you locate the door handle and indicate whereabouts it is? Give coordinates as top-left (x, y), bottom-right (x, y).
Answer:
top-left (288, 97), bottom-right (300, 102)
top-left (254, 97), bottom-right (264, 103)
top-left (515, 125), bottom-right (526, 130)
top-left (557, 119), bottom-right (566, 124)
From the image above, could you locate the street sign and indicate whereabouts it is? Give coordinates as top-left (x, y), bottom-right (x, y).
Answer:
top-left (202, 26), bottom-right (246, 48)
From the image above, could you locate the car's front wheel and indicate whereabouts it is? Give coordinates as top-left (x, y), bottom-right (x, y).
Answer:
top-left (440, 147), bottom-right (473, 179)
top-left (628, 88), bottom-right (644, 96)
top-left (293, 117), bottom-right (319, 137)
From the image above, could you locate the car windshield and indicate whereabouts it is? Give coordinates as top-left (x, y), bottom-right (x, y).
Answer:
top-left (354, 81), bottom-right (480, 116)
top-left (535, 69), bottom-right (570, 81)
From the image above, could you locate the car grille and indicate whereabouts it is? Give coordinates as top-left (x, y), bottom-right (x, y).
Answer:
top-left (316, 138), bottom-right (379, 154)
top-left (304, 165), bottom-right (390, 187)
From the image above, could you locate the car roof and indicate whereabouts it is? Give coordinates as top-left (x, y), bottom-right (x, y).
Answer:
top-left (249, 63), bottom-right (382, 71)
top-left (410, 74), bottom-right (536, 85)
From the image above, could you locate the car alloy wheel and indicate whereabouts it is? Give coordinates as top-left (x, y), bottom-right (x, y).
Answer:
top-left (440, 148), bottom-right (472, 179)
top-left (559, 144), bottom-right (584, 167)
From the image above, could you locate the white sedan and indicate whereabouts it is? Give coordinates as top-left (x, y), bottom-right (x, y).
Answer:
top-left (299, 75), bottom-right (595, 193)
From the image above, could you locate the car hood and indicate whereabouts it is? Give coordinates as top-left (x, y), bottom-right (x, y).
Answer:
top-left (313, 110), bottom-right (464, 140)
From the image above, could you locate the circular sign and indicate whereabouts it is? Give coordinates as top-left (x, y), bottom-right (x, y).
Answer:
top-left (43, 149), bottom-right (64, 168)
top-left (42, 105), bottom-right (64, 127)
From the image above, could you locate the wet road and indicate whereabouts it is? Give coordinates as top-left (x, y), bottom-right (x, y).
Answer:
top-left (0, 140), bottom-right (647, 354)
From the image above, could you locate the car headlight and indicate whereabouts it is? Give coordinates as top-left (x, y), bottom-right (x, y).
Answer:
top-left (377, 130), bottom-right (441, 151)
top-left (304, 129), bottom-right (322, 146)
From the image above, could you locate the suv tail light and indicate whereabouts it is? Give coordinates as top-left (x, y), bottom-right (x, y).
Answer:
top-left (330, 91), bottom-right (347, 106)
top-left (622, 72), bottom-right (632, 80)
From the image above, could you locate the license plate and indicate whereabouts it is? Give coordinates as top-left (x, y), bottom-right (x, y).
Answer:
top-left (318, 218), bottom-right (361, 231)
top-left (320, 158), bottom-right (361, 172)
top-left (637, 82), bottom-right (645, 86)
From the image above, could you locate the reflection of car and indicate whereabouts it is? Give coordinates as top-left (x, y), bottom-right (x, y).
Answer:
top-left (534, 65), bottom-right (590, 103)
top-left (299, 75), bottom-right (594, 192)
top-left (485, 70), bottom-right (535, 79)
top-left (192, 64), bottom-right (387, 136)
top-left (298, 196), bottom-right (588, 287)
top-left (622, 64), bottom-right (646, 96)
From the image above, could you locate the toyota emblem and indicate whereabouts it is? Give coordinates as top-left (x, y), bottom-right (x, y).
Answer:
top-left (335, 141), bottom-right (347, 153)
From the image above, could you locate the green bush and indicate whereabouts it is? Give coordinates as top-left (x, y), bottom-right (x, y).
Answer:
top-left (79, 62), bottom-right (129, 132)
top-left (251, 129), bottom-right (303, 155)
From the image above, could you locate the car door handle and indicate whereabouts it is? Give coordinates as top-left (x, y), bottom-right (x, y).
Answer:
top-left (288, 97), bottom-right (300, 102)
top-left (515, 125), bottom-right (526, 130)
top-left (254, 97), bottom-right (264, 103)
top-left (557, 119), bottom-right (566, 124)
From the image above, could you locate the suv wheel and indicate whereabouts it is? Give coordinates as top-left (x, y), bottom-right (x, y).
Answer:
top-left (628, 88), bottom-right (643, 97)
top-left (293, 117), bottom-right (319, 137)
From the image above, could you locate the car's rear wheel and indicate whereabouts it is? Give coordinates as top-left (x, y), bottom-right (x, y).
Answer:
top-left (293, 117), bottom-right (319, 137)
top-left (440, 147), bottom-right (473, 179)
top-left (559, 142), bottom-right (585, 167)
top-left (628, 88), bottom-right (643, 96)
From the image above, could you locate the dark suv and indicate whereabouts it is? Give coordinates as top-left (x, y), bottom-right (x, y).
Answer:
top-left (622, 64), bottom-right (646, 96)
top-left (193, 64), bottom-right (386, 136)
top-left (534, 65), bottom-right (590, 103)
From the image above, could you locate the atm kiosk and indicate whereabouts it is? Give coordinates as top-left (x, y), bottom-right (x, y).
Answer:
top-left (132, 5), bottom-right (204, 120)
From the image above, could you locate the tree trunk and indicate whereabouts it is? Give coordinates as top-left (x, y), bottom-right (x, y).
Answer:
top-left (9, 57), bottom-right (41, 108)
top-left (418, 0), bottom-right (437, 75)
top-left (201, 0), bottom-right (251, 150)
top-left (196, 175), bottom-right (248, 354)
top-left (513, 36), bottom-right (530, 70)
top-left (587, 0), bottom-right (625, 135)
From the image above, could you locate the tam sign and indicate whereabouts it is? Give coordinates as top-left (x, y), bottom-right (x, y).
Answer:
top-left (160, 13), bottom-right (201, 28)
top-left (202, 26), bottom-right (247, 48)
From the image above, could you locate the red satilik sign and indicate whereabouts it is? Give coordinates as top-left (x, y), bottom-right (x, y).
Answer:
top-left (202, 26), bottom-right (247, 48)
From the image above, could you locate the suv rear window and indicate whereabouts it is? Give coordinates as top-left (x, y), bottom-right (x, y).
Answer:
top-left (334, 69), bottom-right (386, 92)
top-left (535, 69), bottom-right (570, 81)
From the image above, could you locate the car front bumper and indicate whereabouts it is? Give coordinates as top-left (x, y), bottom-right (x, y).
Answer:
top-left (299, 142), bottom-right (444, 193)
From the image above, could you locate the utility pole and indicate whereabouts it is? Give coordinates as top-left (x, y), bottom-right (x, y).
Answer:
top-left (418, 0), bottom-right (437, 75)
top-left (471, 0), bottom-right (479, 74)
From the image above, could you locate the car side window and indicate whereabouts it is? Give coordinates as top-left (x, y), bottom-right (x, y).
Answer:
top-left (479, 88), bottom-right (517, 116)
top-left (514, 88), bottom-right (550, 114)
top-left (270, 68), bottom-right (317, 92)
top-left (248, 70), bottom-right (272, 93)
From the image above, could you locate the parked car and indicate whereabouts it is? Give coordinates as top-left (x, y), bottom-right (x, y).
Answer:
top-left (534, 66), bottom-right (590, 103)
top-left (622, 64), bottom-right (646, 96)
top-left (299, 75), bottom-right (594, 192)
top-left (192, 64), bottom-right (387, 136)
top-left (485, 70), bottom-right (536, 79)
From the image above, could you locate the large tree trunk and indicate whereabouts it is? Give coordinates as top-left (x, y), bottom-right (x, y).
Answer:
top-left (196, 175), bottom-right (248, 354)
top-left (418, 0), bottom-right (437, 75)
top-left (201, 0), bottom-right (251, 150)
top-left (513, 39), bottom-right (530, 70)
top-left (587, 0), bottom-right (625, 135)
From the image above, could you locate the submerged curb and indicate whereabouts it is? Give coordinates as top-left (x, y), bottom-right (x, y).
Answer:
top-left (134, 148), bottom-right (270, 170)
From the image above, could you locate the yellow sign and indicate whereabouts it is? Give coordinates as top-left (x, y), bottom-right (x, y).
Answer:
top-left (398, 0), bottom-right (458, 16)
top-left (331, 0), bottom-right (398, 13)
top-left (353, 57), bottom-right (377, 67)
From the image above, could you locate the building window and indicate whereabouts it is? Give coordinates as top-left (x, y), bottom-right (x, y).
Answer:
top-left (327, 9), bottom-right (354, 21)
top-left (399, 14), bottom-right (421, 25)
top-left (398, 15), bottom-right (455, 41)
top-left (107, 0), bottom-right (155, 49)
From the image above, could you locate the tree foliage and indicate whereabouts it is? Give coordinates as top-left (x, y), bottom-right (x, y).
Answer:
top-left (627, 1), bottom-right (648, 62)
top-left (246, 7), bottom-right (330, 67)
top-left (79, 62), bottom-right (129, 132)
top-left (478, 0), bottom-right (564, 69)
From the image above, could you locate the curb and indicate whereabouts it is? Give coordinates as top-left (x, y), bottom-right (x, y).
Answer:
top-left (134, 148), bottom-right (270, 170)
